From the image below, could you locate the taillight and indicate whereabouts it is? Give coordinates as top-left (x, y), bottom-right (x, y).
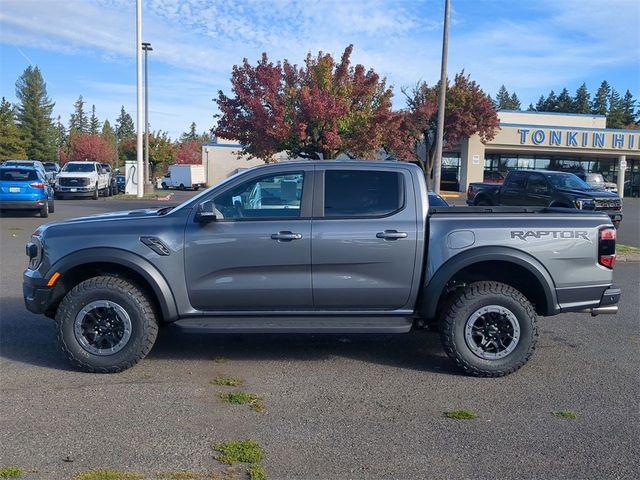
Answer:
top-left (29, 182), bottom-right (45, 189)
top-left (598, 227), bottom-right (616, 269)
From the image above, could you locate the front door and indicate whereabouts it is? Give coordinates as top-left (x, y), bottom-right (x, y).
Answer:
top-left (311, 167), bottom-right (418, 310)
top-left (184, 170), bottom-right (313, 311)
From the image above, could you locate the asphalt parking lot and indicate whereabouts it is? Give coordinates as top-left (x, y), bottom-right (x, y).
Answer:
top-left (1, 193), bottom-right (639, 480)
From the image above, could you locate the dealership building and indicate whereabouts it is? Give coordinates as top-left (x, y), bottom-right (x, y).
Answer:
top-left (202, 110), bottom-right (640, 197)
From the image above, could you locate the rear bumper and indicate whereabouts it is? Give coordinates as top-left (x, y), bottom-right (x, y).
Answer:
top-left (0, 200), bottom-right (47, 210)
top-left (558, 285), bottom-right (620, 314)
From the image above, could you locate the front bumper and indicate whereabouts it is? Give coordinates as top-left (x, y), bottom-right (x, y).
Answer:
top-left (55, 185), bottom-right (95, 196)
top-left (23, 273), bottom-right (54, 315)
top-left (0, 200), bottom-right (47, 210)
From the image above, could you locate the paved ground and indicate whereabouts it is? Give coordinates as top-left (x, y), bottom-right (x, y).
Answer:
top-left (1, 194), bottom-right (639, 479)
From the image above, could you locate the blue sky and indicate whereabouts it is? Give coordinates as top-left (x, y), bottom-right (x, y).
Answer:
top-left (1, 0), bottom-right (639, 139)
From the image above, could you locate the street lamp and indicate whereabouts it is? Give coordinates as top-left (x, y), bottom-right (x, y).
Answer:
top-left (433, 0), bottom-right (450, 194)
top-left (142, 41), bottom-right (153, 186)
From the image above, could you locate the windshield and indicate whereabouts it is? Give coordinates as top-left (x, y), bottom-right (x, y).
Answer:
top-left (62, 163), bottom-right (96, 173)
top-left (546, 173), bottom-right (591, 190)
top-left (44, 163), bottom-right (58, 171)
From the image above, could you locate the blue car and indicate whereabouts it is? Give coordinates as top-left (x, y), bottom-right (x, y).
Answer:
top-left (0, 166), bottom-right (55, 217)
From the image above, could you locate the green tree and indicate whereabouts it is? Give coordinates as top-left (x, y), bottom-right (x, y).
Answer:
top-left (534, 95), bottom-right (546, 111)
top-left (620, 90), bottom-right (637, 126)
top-left (509, 92), bottom-right (521, 110)
top-left (556, 88), bottom-right (574, 112)
top-left (573, 83), bottom-right (591, 114)
top-left (591, 81), bottom-right (610, 115)
top-left (0, 97), bottom-right (27, 160)
top-left (115, 106), bottom-right (135, 140)
top-left (541, 90), bottom-right (558, 112)
top-left (527, 103), bottom-right (535, 111)
top-left (495, 85), bottom-right (510, 109)
top-left (148, 130), bottom-right (176, 176)
top-left (89, 104), bottom-right (101, 134)
top-left (180, 121), bottom-right (198, 142)
top-left (15, 65), bottom-right (57, 160)
top-left (69, 95), bottom-right (89, 135)
top-left (607, 88), bottom-right (625, 128)
top-left (55, 114), bottom-right (67, 161)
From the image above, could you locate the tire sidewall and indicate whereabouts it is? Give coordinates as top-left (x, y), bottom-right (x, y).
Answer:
top-left (445, 285), bottom-right (536, 373)
top-left (57, 283), bottom-right (153, 370)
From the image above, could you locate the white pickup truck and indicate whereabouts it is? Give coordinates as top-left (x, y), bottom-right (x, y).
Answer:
top-left (54, 161), bottom-right (111, 200)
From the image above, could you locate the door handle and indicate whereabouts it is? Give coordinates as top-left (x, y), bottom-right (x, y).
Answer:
top-left (376, 230), bottom-right (408, 240)
top-left (271, 231), bottom-right (303, 241)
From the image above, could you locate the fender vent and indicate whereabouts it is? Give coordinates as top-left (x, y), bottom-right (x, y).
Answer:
top-left (140, 236), bottom-right (171, 256)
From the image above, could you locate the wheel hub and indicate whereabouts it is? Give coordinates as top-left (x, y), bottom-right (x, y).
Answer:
top-left (464, 305), bottom-right (520, 360)
top-left (74, 300), bottom-right (132, 356)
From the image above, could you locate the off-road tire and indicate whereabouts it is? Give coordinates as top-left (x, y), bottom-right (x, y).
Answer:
top-left (39, 202), bottom-right (49, 218)
top-left (92, 184), bottom-right (99, 200)
top-left (55, 276), bottom-right (158, 373)
top-left (440, 281), bottom-right (538, 377)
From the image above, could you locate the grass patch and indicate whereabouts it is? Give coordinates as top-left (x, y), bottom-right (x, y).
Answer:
top-left (211, 376), bottom-right (243, 387)
top-left (214, 439), bottom-right (265, 465)
top-left (248, 464), bottom-right (267, 480)
top-left (166, 472), bottom-right (201, 479)
top-left (220, 392), bottom-right (265, 412)
top-left (617, 244), bottom-right (640, 254)
top-left (0, 467), bottom-right (24, 478)
top-left (73, 470), bottom-right (143, 480)
top-left (551, 410), bottom-right (578, 419)
top-left (444, 409), bottom-right (477, 420)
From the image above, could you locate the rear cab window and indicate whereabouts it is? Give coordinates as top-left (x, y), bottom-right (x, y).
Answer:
top-left (323, 170), bottom-right (404, 217)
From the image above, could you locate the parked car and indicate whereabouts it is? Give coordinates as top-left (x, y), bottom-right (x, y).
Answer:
top-left (24, 161), bottom-right (620, 377)
top-left (4, 160), bottom-right (47, 181)
top-left (116, 174), bottom-right (126, 193)
top-left (0, 166), bottom-right (54, 217)
top-left (483, 171), bottom-right (505, 184)
top-left (160, 164), bottom-right (206, 190)
top-left (100, 163), bottom-right (118, 195)
top-left (54, 161), bottom-right (111, 199)
top-left (43, 162), bottom-right (61, 184)
top-left (467, 170), bottom-right (623, 228)
top-left (572, 172), bottom-right (618, 193)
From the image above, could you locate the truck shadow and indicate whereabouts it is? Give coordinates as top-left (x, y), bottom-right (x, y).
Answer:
top-left (0, 297), bottom-right (459, 376)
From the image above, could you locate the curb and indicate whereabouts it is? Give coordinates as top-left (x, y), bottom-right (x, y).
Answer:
top-left (617, 254), bottom-right (640, 263)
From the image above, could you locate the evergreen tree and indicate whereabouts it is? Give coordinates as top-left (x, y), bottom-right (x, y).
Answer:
top-left (620, 90), bottom-right (637, 126)
top-left (0, 97), bottom-right (27, 160)
top-left (115, 106), bottom-right (135, 140)
top-left (15, 65), bottom-right (57, 160)
top-left (591, 81), bottom-right (610, 115)
top-left (495, 85), bottom-right (510, 109)
top-left (89, 104), bottom-right (101, 134)
top-left (535, 95), bottom-right (546, 111)
top-left (180, 121), bottom-right (198, 141)
top-left (556, 88), bottom-right (574, 112)
top-left (101, 119), bottom-right (118, 166)
top-left (527, 103), bottom-right (536, 111)
top-left (607, 88), bottom-right (625, 128)
top-left (55, 115), bottom-right (67, 160)
top-left (508, 92), bottom-right (521, 110)
top-left (543, 90), bottom-right (558, 111)
top-left (573, 83), bottom-right (591, 114)
top-left (69, 95), bottom-right (89, 135)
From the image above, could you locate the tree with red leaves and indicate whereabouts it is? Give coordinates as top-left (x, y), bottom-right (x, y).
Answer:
top-left (68, 133), bottom-right (116, 164)
top-left (176, 139), bottom-right (201, 164)
top-left (215, 45), bottom-right (396, 161)
top-left (393, 72), bottom-right (499, 180)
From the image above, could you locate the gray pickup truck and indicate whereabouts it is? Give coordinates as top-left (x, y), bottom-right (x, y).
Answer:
top-left (23, 161), bottom-right (621, 376)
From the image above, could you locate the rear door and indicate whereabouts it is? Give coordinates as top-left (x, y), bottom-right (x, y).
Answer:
top-left (311, 166), bottom-right (418, 310)
top-left (524, 173), bottom-right (551, 207)
top-left (499, 171), bottom-right (528, 205)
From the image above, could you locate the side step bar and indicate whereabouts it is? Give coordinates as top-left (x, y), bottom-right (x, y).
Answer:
top-left (173, 316), bottom-right (414, 334)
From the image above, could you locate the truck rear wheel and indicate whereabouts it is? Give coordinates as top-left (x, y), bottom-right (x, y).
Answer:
top-left (440, 281), bottom-right (538, 377)
top-left (55, 276), bottom-right (159, 373)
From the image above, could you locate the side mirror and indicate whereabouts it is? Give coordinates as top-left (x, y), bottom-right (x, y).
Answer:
top-left (101, 168), bottom-right (108, 174)
top-left (196, 200), bottom-right (217, 223)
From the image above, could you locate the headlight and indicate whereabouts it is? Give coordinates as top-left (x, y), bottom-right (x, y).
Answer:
top-left (574, 198), bottom-right (595, 210)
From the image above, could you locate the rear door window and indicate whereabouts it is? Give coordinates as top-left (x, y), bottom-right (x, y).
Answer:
top-left (324, 170), bottom-right (404, 217)
top-left (505, 172), bottom-right (527, 189)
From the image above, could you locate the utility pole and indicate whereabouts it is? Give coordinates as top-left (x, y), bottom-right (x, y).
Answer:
top-left (142, 42), bottom-right (153, 186)
top-left (136, 0), bottom-right (144, 197)
top-left (433, 0), bottom-right (450, 194)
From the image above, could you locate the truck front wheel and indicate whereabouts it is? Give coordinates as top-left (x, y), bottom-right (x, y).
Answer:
top-left (55, 276), bottom-right (159, 373)
top-left (92, 184), bottom-right (99, 200)
top-left (440, 281), bottom-right (538, 377)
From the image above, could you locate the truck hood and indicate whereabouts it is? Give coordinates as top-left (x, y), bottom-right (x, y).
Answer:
top-left (36, 208), bottom-right (175, 234)
top-left (556, 188), bottom-right (619, 199)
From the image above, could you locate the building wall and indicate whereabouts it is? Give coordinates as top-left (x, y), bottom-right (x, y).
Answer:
top-left (202, 140), bottom-right (264, 187)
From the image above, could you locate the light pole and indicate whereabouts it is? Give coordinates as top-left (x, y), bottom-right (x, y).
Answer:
top-left (136, 0), bottom-right (144, 197)
top-left (142, 41), bottom-right (153, 186)
top-left (433, 0), bottom-right (450, 194)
